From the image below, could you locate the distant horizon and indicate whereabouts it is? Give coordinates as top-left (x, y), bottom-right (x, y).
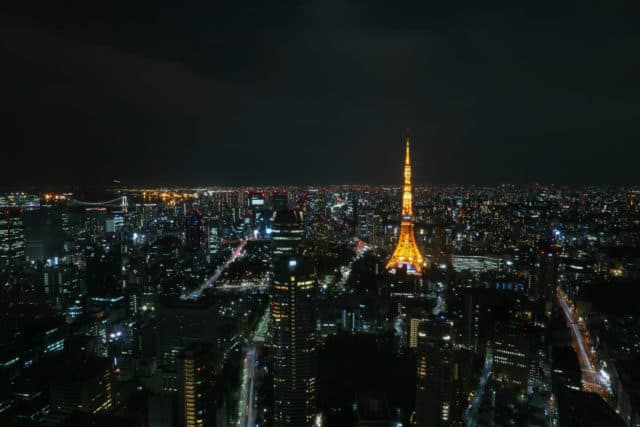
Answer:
top-left (1, 182), bottom-right (639, 192)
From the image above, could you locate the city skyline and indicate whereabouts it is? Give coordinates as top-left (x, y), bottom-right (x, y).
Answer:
top-left (1, 3), bottom-right (639, 427)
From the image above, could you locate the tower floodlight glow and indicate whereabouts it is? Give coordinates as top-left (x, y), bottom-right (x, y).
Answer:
top-left (386, 136), bottom-right (425, 274)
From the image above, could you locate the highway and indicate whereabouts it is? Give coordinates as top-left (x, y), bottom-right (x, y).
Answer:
top-left (184, 239), bottom-right (248, 299)
top-left (556, 288), bottom-right (609, 399)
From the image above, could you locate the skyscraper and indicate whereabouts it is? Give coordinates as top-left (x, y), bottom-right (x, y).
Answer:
top-left (48, 356), bottom-right (113, 414)
top-left (177, 342), bottom-right (217, 427)
top-left (0, 208), bottom-right (25, 267)
top-left (386, 137), bottom-right (424, 274)
top-left (270, 207), bottom-right (316, 426)
top-left (271, 256), bottom-right (317, 426)
top-left (272, 191), bottom-right (289, 211)
top-left (531, 240), bottom-right (559, 301)
top-left (416, 315), bottom-right (453, 427)
top-left (184, 209), bottom-right (203, 250)
top-left (271, 209), bottom-right (304, 258)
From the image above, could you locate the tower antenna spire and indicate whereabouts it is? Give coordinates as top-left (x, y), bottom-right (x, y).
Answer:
top-left (386, 134), bottom-right (425, 274)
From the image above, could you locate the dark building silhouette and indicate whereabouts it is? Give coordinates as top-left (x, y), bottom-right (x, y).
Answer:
top-left (450, 348), bottom-right (474, 425)
top-left (532, 240), bottom-right (559, 300)
top-left (558, 388), bottom-right (625, 427)
top-left (156, 298), bottom-right (221, 372)
top-left (47, 356), bottom-right (113, 414)
top-left (355, 392), bottom-right (394, 427)
top-left (24, 207), bottom-right (64, 261)
top-left (185, 209), bottom-right (203, 250)
top-left (272, 191), bottom-right (289, 211)
top-left (416, 315), bottom-right (453, 427)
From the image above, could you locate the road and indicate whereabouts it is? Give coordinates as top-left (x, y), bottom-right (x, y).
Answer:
top-left (238, 345), bottom-right (258, 427)
top-left (432, 294), bottom-right (446, 315)
top-left (466, 354), bottom-right (493, 427)
top-left (237, 308), bottom-right (270, 427)
top-left (184, 239), bottom-right (248, 299)
top-left (556, 288), bottom-right (609, 399)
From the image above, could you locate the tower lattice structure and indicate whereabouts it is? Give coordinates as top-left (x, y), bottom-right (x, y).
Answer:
top-left (386, 136), bottom-right (425, 274)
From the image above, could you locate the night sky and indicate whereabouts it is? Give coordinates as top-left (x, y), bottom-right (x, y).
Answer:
top-left (1, 2), bottom-right (639, 186)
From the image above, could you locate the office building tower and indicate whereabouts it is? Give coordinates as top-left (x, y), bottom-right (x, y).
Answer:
top-left (271, 256), bottom-right (317, 426)
top-left (492, 321), bottom-right (532, 394)
top-left (105, 214), bottom-right (124, 233)
top-left (416, 315), bottom-right (453, 427)
top-left (532, 240), bottom-right (559, 300)
top-left (355, 392), bottom-right (394, 427)
top-left (24, 206), bottom-right (64, 261)
top-left (86, 246), bottom-right (126, 318)
top-left (156, 299), bottom-right (221, 372)
top-left (408, 317), bottom-right (423, 349)
top-left (0, 208), bottom-right (25, 267)
top-left (11, 382), bottom-right (49, 424)
top-left (450, 348), bottom-right (474, 425)
top-left (462, 291), bottom-right (481, 353)
top-left (185, 209), bottom-right (203, 250)
top-left (272, 191), bottom-right (289, 211)
top-left (48, 356), bottom-right (113, 414)
top-left (177, 342), bottom-right (216, 427)
top-left (148, 395), bottom-right (174, 427)
top-left (206, 219), bottom-right (219, 256)
top-left (271, 209), bottom-right (304, 258)
top-left (249, 192), bottom-right (266, 208)
top-left (387, 137), bottom-right (424, 274)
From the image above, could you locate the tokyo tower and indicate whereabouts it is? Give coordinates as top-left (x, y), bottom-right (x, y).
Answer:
top-left (386, 136), bottom-right (425, 274)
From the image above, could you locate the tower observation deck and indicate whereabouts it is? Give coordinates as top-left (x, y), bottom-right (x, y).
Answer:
top-left (386, 136), bottom-right (425, 274)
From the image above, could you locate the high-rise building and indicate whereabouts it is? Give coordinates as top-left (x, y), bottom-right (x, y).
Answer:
top-left (177, 342), bottom-right (217, 427)
top-left (206, 218), bottom-right (219, 257)
top-left (408, 316), bottom-right (423, 349)
top-left (450, 348), bottom-right (474, 425)
top-left (272, 191), bottom-right (289, 211)
top-left (355, 392), bottom-right (394, 426)
top-left (24, 206), bottom-right (64, 261)
top-left (105, 213), bottom-right (124, 233)
top-left (492, 320), bottom-right (532, 394)
top-left (271, 255), bottom-right (317, 426)
top-left (386, 137), bottom-right (425, 274)
top-left (11, 382), bottom-right (49, 424)
top-left (416, 315), bottom-right (453, 427)
top-left (0, 208), bottom-right (25, 267)
top-left (185, 209), bottom-right (203, 250)
top-left (48, 356), bottom-right (113, 414)
top-left (156, 298), bottom-right (221, 373)
top-left (531, 240), bottom-right (559, 301)
top-left (271, 209), bottom-right (304, 258)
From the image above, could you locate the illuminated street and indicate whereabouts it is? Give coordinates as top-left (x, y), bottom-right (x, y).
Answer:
top-left (466, 355), bottom-right (493, 427)
top-left (556, 288), bottom-right (610, 400)
top-left (237, 308), bottom-right (270, 427)
top-left (237, 345), bottom-right (257, 427)
top-left (185, 239), bottom-right (248, 299)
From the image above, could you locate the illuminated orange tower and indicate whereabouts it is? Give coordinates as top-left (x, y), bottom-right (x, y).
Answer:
top-left (386, 136), bottom-right (425, 274)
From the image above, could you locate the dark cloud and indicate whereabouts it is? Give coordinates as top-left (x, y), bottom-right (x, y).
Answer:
top-left (1, 1), bottom-right (639, 186)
